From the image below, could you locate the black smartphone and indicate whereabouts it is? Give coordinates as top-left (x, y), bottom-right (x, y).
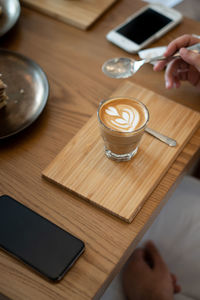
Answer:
top-left (0, 195), bottom-right (85, 282)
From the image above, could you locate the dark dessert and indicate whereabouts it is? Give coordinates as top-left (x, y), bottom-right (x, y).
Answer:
top-left (0, 79), bottom-right (8, 109)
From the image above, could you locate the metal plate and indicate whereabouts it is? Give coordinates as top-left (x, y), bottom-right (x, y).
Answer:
top-left (0, 49), bottom-right (49, 139)
top-left (0, 0), bottom-right (21, 37)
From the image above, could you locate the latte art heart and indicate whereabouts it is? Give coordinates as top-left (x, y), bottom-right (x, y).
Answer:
top-left (105, 106), bottom-right (140, 132)
top-left (99, 98), bottom-right (148, 133)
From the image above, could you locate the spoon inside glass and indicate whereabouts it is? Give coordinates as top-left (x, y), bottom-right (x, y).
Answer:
top-left (102, 43), bottom-right (200, 79)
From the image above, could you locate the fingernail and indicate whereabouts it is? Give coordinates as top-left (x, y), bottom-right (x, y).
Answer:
top-left (153, 63), bottom-right (159, 71)
top-left (165, 80), bottom-right (170, 88)
top-left (180, 48), bottom-right (188, 56)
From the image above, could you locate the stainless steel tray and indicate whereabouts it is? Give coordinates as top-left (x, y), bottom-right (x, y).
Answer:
top-left (0, 49), bottom-right (49, 139)
top-left (0, 0), bottom-right (21, 37)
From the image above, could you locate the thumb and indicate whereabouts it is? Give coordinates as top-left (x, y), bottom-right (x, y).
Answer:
top-left (180, 48), bottom-right (200, 72)
top-left (145, 241), bottom-right (167, 271)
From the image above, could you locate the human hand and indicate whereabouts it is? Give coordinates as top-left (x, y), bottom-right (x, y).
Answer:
top-left (154, 34), bottom-right (200, 90)
top-left (122, 241), bottom-right (181, 300)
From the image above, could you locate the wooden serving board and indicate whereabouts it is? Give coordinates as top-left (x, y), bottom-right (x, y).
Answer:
top-left (21, 0), bottom-right (118, 30)
top-left (42, 81), bottom-right (200, 223)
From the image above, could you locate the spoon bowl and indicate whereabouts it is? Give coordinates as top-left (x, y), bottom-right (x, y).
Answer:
top-left (102, 57), bottom-right (134, 78)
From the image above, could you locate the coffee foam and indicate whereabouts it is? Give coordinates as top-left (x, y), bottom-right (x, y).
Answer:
top-left (99, 98), bottom-right (148, 132)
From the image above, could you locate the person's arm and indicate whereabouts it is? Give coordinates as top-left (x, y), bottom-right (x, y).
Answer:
top-left (122, 241), bottom-right (181, 300)
top-left (154, 34), bottom-right (200, 90)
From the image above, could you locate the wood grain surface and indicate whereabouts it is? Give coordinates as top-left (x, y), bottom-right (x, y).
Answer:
top-left (0, 1), bottom-right (200, 299)
top-left (43, 81), bottom-right (200, 222)
top-left (21, 0), bottom-right (118, 30)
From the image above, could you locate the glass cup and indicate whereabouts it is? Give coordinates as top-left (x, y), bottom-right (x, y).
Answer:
top-left (97, 97), bottom-right (149, 161)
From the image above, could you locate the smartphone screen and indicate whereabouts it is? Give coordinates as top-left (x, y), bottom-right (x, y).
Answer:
top-left (117, 8), bottom-right (172, 45)
top-left (0, 195), bottom-right (85, 281)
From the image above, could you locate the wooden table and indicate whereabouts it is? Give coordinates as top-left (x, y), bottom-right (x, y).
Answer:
top-left (0, 1), bottom-right (199, 299)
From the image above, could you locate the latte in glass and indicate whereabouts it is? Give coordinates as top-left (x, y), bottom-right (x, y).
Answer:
top-left (97, 97), bottom-right (149, 161)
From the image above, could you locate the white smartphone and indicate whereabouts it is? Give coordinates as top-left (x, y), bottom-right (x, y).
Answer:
top-left (106, 4), bottom-right (182, 53)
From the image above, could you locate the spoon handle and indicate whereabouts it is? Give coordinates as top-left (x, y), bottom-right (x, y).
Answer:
top-left (149, 42), bottom-right (200, 63)
top-left (145, 127), bottom-right (177, 147)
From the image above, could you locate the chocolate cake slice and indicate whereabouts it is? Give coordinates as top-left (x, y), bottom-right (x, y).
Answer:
top-left (0, 79), bottom-right (8, 109)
